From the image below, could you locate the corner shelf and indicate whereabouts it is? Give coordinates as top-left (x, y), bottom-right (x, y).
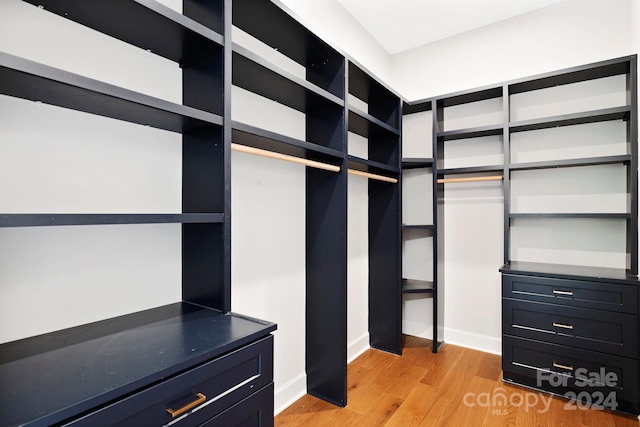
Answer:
top-left (401, 279), bottom-right (434, 294)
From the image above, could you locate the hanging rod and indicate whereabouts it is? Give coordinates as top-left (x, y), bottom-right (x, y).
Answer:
top-left (231, 143), bottom-right (340, 172)
top-left (348, 169), bottom-right (398, 184)
top-left (437, 175), bottom-right (503, 184)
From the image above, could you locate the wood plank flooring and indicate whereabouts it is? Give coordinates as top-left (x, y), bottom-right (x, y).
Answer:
top-left (275, 335), bottom-right (639, 426)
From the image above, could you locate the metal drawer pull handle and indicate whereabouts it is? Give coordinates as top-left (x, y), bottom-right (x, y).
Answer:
top-left (553, 322), bottom-right (574, 330)
top-left (166, 393), bottom-right (207, 418)
top-left (553, 362), bottom-right (574, 371)
top-left (553, 290), bottom-right (573, 296)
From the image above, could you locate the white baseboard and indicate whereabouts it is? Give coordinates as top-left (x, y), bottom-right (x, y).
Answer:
top-left (274, 333), bottom-right (370, 415)
top-left (444, 327), bottom-right (501, 355)
top-left (347, 332), bottom-right (370, 363)
top-left (403, 321), bottom-right (501, 355)
top-left (274, 372), bottom-right (307, 415)
top-left (273, 329), bottom-right (500, 415)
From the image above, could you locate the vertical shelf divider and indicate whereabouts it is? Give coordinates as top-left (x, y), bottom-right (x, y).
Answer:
top-left (432, 99), bottom-right (445, 353)
top-left (305, 163), bottom-right (348, 407)
top-left (305, 57), bottom-right (348, 407)
top-left (502, 84), bottom-right (511, 265)
top-left (630, 56), bottom-right (638, 276)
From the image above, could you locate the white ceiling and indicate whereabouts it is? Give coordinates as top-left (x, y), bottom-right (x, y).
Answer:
top-left (335, 0), bottom-right (567, 54)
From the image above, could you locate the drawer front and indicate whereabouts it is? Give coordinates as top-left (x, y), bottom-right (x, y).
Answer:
top-left (65, 335), bottom-right (274, 427)
top-left (200, 383), bottom-right (274, 427)
top-left (503, 274), bottom-right (638, 314)
top-left (503, 298), bottom-right (638, 358)
top-left (502, 335), bottom-right (638, 410)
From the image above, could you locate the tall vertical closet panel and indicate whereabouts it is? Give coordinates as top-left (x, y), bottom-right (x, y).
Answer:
top-left (306, 167), bottom-right (348, 406)
top-left (369, 179), bottom-right (402, 353)
top-left (347, 61), bottom-right (402, 355)
top-left (232, 0), bottom-right (350, 408)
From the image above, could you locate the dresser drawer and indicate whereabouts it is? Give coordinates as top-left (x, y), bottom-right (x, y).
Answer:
top-left (503, 274), bottom-right (637, 314)
top-left (502, 335), bottom-right (638, 411)
top-left (65, 335), bottom-right (274, 426)
top-left (200, 383), bottom-right (274, 427)
top-left (503, 299), bottom-right (638, 358)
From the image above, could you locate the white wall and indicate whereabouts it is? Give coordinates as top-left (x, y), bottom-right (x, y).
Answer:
top-left (392, 0), bottom-right (638, 355)
top-left (391, 0), bottom-right (635, 101)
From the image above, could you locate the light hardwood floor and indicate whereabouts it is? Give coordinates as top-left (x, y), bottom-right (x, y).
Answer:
top-left (275, 335), bottom-right (639, 426)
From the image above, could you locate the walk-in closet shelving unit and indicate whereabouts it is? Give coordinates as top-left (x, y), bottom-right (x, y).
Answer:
top-left (400, 100), bottom-right (440, 353)
top-left (347, 61), bottom-right (402, 356)
top-left (406, 55), bottom-right (640, 414)
top-left (501, 55), bottom-right (640, 415)
top-left (0, 1), bottom-right (277, 426)
top-left (232, 0), bottom-right (404, 404)
top-left (232, 0), bottom-right (349, 408)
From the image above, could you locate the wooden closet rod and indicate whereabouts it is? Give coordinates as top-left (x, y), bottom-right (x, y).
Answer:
top-left (348, 169), bottom-right (398, 184)
top-left (231, 143), bottom-right (340, 173)
top-left (437, 175), bottom-right (503, 184)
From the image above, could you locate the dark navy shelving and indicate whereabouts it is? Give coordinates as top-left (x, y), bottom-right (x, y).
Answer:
top-left (509, 106), bottom-right (631, 133)
top-left (500, 261), bottom-right (638, 284)
top-left (22, 0), bottom-right (225, 65)
top-left (232, 44), bottom-right (343, 113)
top-left (0, 213), bottom-right (224, 227)
top-left (436, 124), bottom-right (503, 141)
top-left (0, 52), bottom-right (223, 133)
top-left (401, 279), bottom-right (434, 295)
top-left (2, 0), bottom-right (279, 425)
top-left (437, 165), bottom-right (504, 175)
top-left (402, 158), bottom-right (434, 169)
top-left (510, 213), bottom-right (631, 219)
top-left (510, 155), bottom-right (631, 171)
top-left (348, 61), bottom-right (402, 358)
top-left (348, 156), bottom-right (400, 175)
top-left (232, 0), bottom-right (351, 408)
top-left (402, 224), bottom-right (434, 230)
top-left (232, 121), bottom-right (344, 166)
top-left (232, 0), bottom-right (344, 98)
